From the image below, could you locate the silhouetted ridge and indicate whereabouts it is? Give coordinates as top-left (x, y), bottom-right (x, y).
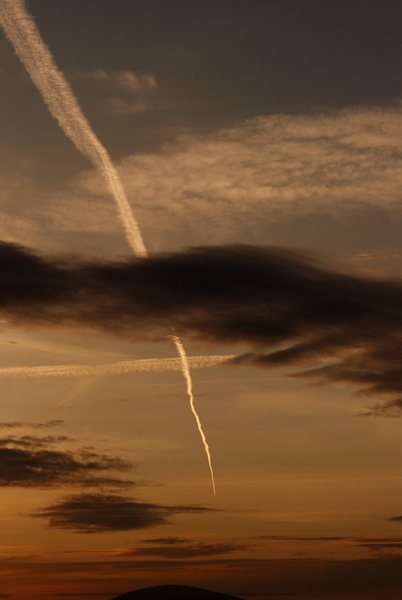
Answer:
top-left (112, 584), bottom-right (243, 600)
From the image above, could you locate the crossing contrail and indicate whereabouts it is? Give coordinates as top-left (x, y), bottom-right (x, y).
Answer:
top-left (171, 334), bottom-right (216, 495)
top-left (0, 355), bottom-right (235, 380)
top-left (0, 0), bottom-right (217, 493)
top-left (0, 0), bottom-right (146, 257)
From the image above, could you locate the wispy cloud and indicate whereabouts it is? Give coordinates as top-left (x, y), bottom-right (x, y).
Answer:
top-left (0, 104), bottom-right (400, 255)
top-left (29, 492), bottom-right (216, 533)
top-left (119, 542), bottom-right (243, 559)
top-left (101, 104), bottom-right (402, 249)
top-left (4, 241), bottom-right (402, 408)
top-left (0, 434), bottom-right (134, 489)
top-left (141, 536), bottom-right (189, 545)
top-left (357, 398), bottom-right (402, 418)
top-left (0, 554), bottom-right (402, 598)
top-left (70, 68), bottom-right (158, 115)
top-left (0, 420), bottom-right (64, 429)
top-left (0, 355), bottom-right (233, 381)
top-left (72, 68), bottom-right (157, 94)
top-left (0, 0), bottom-right (147, 256)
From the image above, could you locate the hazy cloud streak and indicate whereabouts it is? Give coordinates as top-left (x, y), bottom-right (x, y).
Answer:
top-left (0, 355), bottom-right (234, 380)
top-left (0, 0), bottom-right (147, 257)
top-left (0, 1), bottom-right (217, 486)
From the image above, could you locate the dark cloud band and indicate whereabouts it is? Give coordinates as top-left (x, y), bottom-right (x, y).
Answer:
top-left (3, 241), bottom-right (402, 404)
top-left (0, 435), bottom-right (133, 489)
top-left (29, 492), bottom-right (216, 533)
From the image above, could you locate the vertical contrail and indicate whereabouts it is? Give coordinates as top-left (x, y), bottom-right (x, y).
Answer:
top-left (0, 0), bottom-right (146, 257)
top-left (171, 334), bottom-right (216, 495)
top-left (0, 0), bottom-right (216, 494)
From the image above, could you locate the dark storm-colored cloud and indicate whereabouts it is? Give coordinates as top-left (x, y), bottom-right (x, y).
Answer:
top-left (0, 435), bottom-right (133, 489)
top-left (388, 516), bottom-right (402, 522)
top-left (29, 492), bottom-right (216, 533)
top-left (5, 241), bottom-right (402, 404)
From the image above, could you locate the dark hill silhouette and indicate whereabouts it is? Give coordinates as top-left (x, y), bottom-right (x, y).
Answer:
top-left (111, 584), bottom-right (243, 600)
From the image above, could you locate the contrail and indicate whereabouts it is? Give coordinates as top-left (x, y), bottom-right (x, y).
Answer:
top-left (0, 0), bottom-right (146, 257)
top-left (0, 355), bottom-right (235, 380)
top-left (171, 334), bottom-right (216, 495)
top-left (0, 0), bottom-right (216, 494)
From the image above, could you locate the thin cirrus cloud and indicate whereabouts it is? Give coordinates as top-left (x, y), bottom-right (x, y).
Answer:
top-left (0, 104), bottom-right (400, 255)
top-left (0, 434), bottom-right (134, 489)
top-left (28, 492), bottom-right (217, 533)
top-left (4, 241), bottom-right (402, 410)
top-left (99, 103), bottom-right (402, 249)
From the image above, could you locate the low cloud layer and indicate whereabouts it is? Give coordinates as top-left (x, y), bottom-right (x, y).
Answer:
top-left (29, 492), bottom-right (215, 533)
top-left (120, 542), bottom-right (242, 559)
top-left (0, 434), bottom-right (133, 489)
top-left (3, 241), bottom-right (402, 407)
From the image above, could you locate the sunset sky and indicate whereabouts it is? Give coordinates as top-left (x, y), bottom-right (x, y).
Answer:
top-left (0, 1), bottom-right (401, 599)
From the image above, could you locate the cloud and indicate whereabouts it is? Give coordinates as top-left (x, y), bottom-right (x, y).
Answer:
top-left (72, 68), bottom-right (157, 94)
top-left (387, 516), bottom-right (402, 523)
top-left (357, 398), bottom-right (402, 418)
top-left (70, 68), bottom-right (158, 115)
top-left (0, 435), bottom-right (134, 489)
top-left (119, 542), bottom-right (243, 559)
top-left (141, 536), bottom-right (189, 545)
top-left (29, 492), bottom-right (216, 533)
top-left (0, 420), bottom-right (64, 429)
top-left (0, 105), bottom-right (400, 255)
top-left (100, 104), bottom-right (401, 249)
top-left (255, 535), bottom-right (402, 555)
top-left (5, 241), bottom-right (402, 406)
top-left (47, 595), bottom-right (117, 598)
top-left (1, 555), bottom-right (402, 598)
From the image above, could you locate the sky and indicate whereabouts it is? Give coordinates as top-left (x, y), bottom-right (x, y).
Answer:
top-left (0, 1), bottom-right (401, 599)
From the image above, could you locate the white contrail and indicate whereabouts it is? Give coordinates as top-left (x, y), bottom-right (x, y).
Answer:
top-left (0, 0), bottom-right (217, 493)
top-left (0, 355), bottom-right (235, 380)
top-left (171, 334), bottom-right (216, 495)
top-left (0, 0), bottom-right (146, 257)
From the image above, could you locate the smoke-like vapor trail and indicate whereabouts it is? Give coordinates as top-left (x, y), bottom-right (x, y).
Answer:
top-left (0, 0), bottom-right (146, 257)
top-left (0, 0), bottom-right (217, 493)
top-left (0, 355), bottom-right (235, 380)
top-left (171, 334), bottom-right (216, 495)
